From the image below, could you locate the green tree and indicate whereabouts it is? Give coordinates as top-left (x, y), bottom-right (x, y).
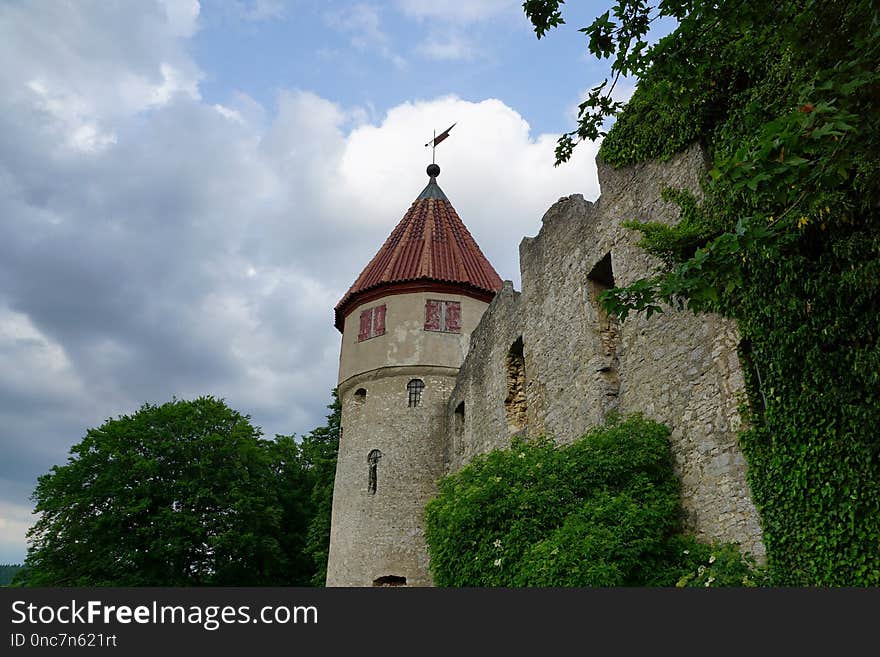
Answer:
top-left (267, 434), bottom-right (317, 585)
top-left (0, 564), bottom-right (23, 586)
top-left (271, 389), bottom-right (340, 586)
top-left (300, 389), bottom-right (340, 586)
top-left (21, 397), bottom-right (297, 586)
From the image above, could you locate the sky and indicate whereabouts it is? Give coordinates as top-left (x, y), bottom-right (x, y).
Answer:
top-left (0, 0), bottom-right (675, 564)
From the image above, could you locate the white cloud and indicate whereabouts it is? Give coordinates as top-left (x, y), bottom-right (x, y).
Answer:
top-left (325, 3), bottom-right (407, 70)
top-left (395, 0), bottom-right (521, 23)
top-left (0, 0), bottom-right (203, 153)
top-left (158, 0), bottom-right (201, 36)
top-left (334, 96), bottom-right (599, 283)
top-left (214, 104), bottom-right (245, 123)
top-left (239, 0), bottom-right (286, 22)
top-left (0, 306), bottom-right (85, 404)
top-left (417, 31), bottom-right (478, 61)
top-left (0, 500), bottom-right (36, 563)
top-left (26, 79), bottom-right (118, 153)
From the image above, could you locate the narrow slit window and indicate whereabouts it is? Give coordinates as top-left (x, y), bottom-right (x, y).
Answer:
top-left (407, 379), bottom-right (425, 407)
top-left (367, 449), bottom-right (382, 495)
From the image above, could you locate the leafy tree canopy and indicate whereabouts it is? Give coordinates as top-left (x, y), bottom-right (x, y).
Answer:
top-left (0, 564), bottom-right (23, 587)
top-left (20, 396), bottom-right (320, 586)
top-left (299, 389), bottom-right (341, 586)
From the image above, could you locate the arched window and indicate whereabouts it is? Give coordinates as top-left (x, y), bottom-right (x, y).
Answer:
top-left (367, 449), bottom-right (382, 494)
top-left (353, 388), bottom-right (367, 405)
top-left (407, 379), bottom-right (424, 407)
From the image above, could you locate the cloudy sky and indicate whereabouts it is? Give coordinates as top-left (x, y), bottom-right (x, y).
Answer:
top-left (0, 0), bottom-right (674, 563)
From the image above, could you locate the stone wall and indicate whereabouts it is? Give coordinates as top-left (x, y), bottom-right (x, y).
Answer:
top-left (327, 368), bottom-right (455, 586)
top-left (446, 283), bottom-right (523, 472)
top-left (446, 143), bottom-right (766, 559)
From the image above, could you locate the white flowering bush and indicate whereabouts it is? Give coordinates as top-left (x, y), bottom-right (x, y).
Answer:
top-left (424, 415), bottom-right (763, 586)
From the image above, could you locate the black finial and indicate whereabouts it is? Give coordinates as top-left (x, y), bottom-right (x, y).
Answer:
top-left (427, 163), bottom-right (440, 178)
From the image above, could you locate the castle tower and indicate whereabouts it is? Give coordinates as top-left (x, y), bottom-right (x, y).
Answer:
top-left (326, 163), bottom-right (503, 586)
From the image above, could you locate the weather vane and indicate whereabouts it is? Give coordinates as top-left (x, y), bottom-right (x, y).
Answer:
top-left (424, 123), bottom-right (456, 164)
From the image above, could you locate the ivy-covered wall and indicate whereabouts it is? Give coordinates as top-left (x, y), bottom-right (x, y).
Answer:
top-left (594, 1), bottom-right (879, 585)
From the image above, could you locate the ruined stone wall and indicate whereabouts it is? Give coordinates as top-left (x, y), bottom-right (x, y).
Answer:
top-left (447, 143), bottom-right (766, 558)
top-left (446, 283), bottom-right (523, 471)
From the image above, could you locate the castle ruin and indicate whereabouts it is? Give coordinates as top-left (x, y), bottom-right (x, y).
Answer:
top-left (326, 145), bottom-right (765, 587)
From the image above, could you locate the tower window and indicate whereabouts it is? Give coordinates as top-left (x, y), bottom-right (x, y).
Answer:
top-left (367, 449), bottom-right (382, 494)
top-left (358, 304), bottom-right (387, 342)
top-left (424, 300), bottom-right (461, 333)
top-left (407, 379), bottom-right (425, 407)
top-left (353, 388), bottom-right (367, 405)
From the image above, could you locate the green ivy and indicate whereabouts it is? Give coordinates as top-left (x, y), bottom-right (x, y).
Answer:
top-left (424, 415), bottom-right (761, 586)
top-left (587, 2), bottom-right (880, 584)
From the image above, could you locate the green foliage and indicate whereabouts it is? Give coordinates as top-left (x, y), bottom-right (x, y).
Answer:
top-left (671, 538), bottom-right (770, 588)
top-left (300, 389), bottom-right (341, 586)
top-left (424, 415), bottom-right (759, 586)
top-left (22, 397), bottom-right (287, 586)
top-left (19, 394), bottom-right (339, 587)
top-left (524, 0), bottom-right (880, 584)
top-left (0, 564), bottom-right (23, 586)
top-left (273, 390), bottom-right (340, 587)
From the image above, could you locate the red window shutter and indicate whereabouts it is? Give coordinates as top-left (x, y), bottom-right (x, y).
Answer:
top-left (358, 309), bottom-right (372, 341)
top-left (373, 304), bottom-right (386, 336)
top-left (445, 301), bottom-right (461, 333)
top-left (424, 300), bottom-right (441, 331)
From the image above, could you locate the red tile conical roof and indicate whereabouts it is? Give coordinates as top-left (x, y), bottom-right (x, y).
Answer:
top-left (334, 166), bottom-right (503, 331)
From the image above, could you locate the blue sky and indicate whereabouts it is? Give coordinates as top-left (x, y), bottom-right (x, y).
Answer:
top-left (0, 0), bottom-right (675, 564)
top-left (191, 1), bottom-right (609, 135)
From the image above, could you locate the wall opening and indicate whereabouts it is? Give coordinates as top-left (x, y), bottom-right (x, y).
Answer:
top-left (407, 379), bottom-right (424, 407)
top-left (452, 401), bottom-right (466, 457)
top-left (367, 449), bottom-right (382, 495)
top-left (353, 388), bottom-right (367, 405)
top-left (372, 575), bottom-right (406, 587)
top-left (588, 252), bottom-right (621, 415)
top-left (454, 401), bottom-right (465, 429)
top-left (505, 337), bottom-right (527, 432)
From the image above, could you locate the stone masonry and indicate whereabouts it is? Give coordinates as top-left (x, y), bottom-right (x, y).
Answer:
top-left (446, 143), bottom-right (766, 559)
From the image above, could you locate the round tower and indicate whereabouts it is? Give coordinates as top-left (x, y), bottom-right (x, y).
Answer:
top-left (326, 164), bottom-right (503, 586)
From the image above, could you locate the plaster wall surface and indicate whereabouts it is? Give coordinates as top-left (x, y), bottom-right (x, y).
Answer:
top-left (338, 292), bottom-right (489, 384)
